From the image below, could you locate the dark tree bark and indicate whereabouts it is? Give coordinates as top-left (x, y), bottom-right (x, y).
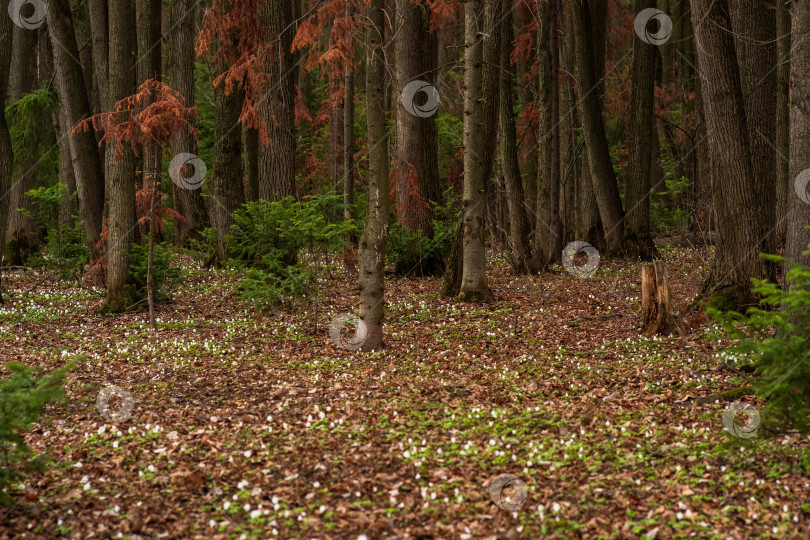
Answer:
top-left (499, 5), bottom-right (531, 274)
top-left (732, 0), bottom-right (777, 262)
top-left (0, 10), bottom-right (13, 291)
top-left (774, 1), bottom-right (791, 250)
top-left (358, 0), bottom-right (391, 350)
top-left (343, 0), bottom-right (356, 242)
top-left (459, 0), bottom-right (492, 302)
top-left (211, 83), bottom-right (245, 262)
top-left (55, 108), bottom-right (78, 227)
top-left (258, 0), bottom-right (297, 201)
top-left (46, 0), bottom-right (106, 254)
top-left (533, 0), bottom-right (562, 271)
top-left (691, 0), bottom-right (774, 308)
top-left (244, 126), bottom-right (260, 202)
top-left (104, 0), bottom-right (138, 311)
top-left (624, 0), bottom-right (659, 261)
top-left (394, 0), bottom-right (441, 239)
top-left (571, 0), bottom-right (624, 253)
top-left (328, 20), bottom-right (344, 192)
top-left (786, 0), bottom-right (810, 268)
top-left (167, 0), bottom-right (207, 243)
top-left (136, 0), bottom-right (162, 203)
top-left (89, 0), bottom-right (109, 110)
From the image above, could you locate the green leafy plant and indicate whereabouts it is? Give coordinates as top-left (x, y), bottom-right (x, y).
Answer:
top-left (226, 194), bottom-right (355, 309)
top-left (710, 250), bottom-right (810, 434)
top-left (0, 361), bottom-right (73, 505)
top-left (125, 243), bottom-right (182, 304)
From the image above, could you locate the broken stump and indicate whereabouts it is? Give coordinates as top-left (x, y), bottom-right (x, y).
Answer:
top-left (641, 261), bottom-right (683, 337)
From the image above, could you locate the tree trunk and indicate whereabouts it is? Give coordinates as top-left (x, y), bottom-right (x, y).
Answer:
top-left (499, 7), bottom-right (531, 274)
top-left (786, 0), bottom-right (810, 268)
top-left (343, 1), bottom-right (356, 243)
top-left (167, 0), bottom-right (207, 244)
top-left (571, 0), bottom-right (624, 253)
top-left (46, 0), bottom-right (106, 254)
top-left (624, 0), bottom-right (659, 261)
top-left (641, 262), bottom-right (682, 336)
top-left (533, 0), bottom-right (562, 271)
top-left (104, 0), bottom-right (138, 311)
top-left (358, 0), bottom-right (390, 351)
top-left (0, 9), bottom-right (13, 296)
top-left (56, 108), bottom-right (78, 227)
top-left (394, 0), bottom-right (441, 242)
top-left (691, 0), bottom-right (773, 309)
top-left (459, 0), bottom-right (491, 303)
top-left (211, 83), bottom-right (246, 263)
top-left (732, 0), bottom-right (777, 264)
top-left (258, 0), bottom-right (297, 201)
top-left (244, 126), bottom-right (260, 202)
top-left (774, 1), bottom-right (791, 251)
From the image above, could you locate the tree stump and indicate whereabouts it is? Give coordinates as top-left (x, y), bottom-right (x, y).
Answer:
top-left (641, 262), bottom-right (683, 337)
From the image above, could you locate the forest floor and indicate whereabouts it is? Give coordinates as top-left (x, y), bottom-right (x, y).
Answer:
top-left (1, 246), bottom-right (809, 539)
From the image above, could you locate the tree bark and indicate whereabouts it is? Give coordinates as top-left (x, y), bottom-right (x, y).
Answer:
top-left (786, 0), bottom-right (810, 268)
top-left (258, 0), bottom-right (297, 202)
top-left (0, 9), bottom-right (13, 294)
top-left (104, 0), bottom-right (138, 311)
top-left (167, 0), bottom-right (207, 243)
top-left (459, 0), bottom-right (492, 303)
top-left (499, 6), bottom-right (531, 274)
top-left (343, 1), bottom-right (356, 243)
top-left (624, 0), bottom-right (659, 261)
top-left (571, 0), bottom-right (624, 253)
top-left (774, 1), bottom-right (791, 251)
top-left (641, 262), bottom-right (682, 336)
top-left (211, 83), bottom-right (245, 263)
top-left (358, 0), bottom-right (390, 350)
top-left (394, 0), bottom-right (441, 239)
top-left (46, 0), bottom-right (106, 254)
top-left (136, 0), bottom-right (162, 229)
top-left (691, 0), bottom-right (774, 308)
top-left (56, 108), bottom-right (78, 227)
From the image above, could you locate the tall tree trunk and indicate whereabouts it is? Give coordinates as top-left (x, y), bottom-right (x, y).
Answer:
top-left (571, 0), bottom-right (624, 253)
top-left (258, 0), bottom-right (297, 201)
top-left (358, 0), bottom-right (390, 350)
top-left (732, 0), bottom-right (777, 263)
top-left (481, 0), bottom-right (502, 240)
top-left (328, 22), bottom-right (343, 192)
top-left (55, 108), bottom-right (77, 227)
top-left (0, 9), bottom-right (13, 292)
top-left (394, 0), bottom-right (441, 240)
top-left (104, 0), bottom-right (138, 311)
top-left (533, 0), bottom-right (562, 270)
top-left (786, 0), bottom-right (810, 268)
top-left (211, 84), bottom-right (245, 263)
top-left (46, 0), bottom-right (106, 254)
top-left (774, 1), bottom-right (791, 251)
top-left (691, 0), bottom-right (773, 308)
top-left (167, 0), bottom-right (207, 243)
top-left (624, 0), bottom-right (659, 261)
top-left (459, 0), bottom-right (492, 302)
top-left (4, 23), bottom-right (41, 264)
top-left (244, 126), bottom-right (260, 202)
top-left (343, 0), bottom-right (356, 241)
top-left (500, 6), bottom-right (531, 274)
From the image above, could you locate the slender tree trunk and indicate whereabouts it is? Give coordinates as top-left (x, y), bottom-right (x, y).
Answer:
top-left (624, 0), bottom-right (659, 261)
top-left (46, 0), bottom-right (106, 254)
top-left (0, 10), bottom-right (13, 298)
top-left (259, 0), bottom-right (297, 201)
top-left (459, 0), bottom-right (491, 302)
top-left (104, 0), bottom-right (138, 311)
top-left (167, 0), bottom-right (207, 243)
top-left (56, 109), bottom-right (77, 227)
top-left (394, 0), bottom-right (441, 241)
top-left (343, 1), bottom-right (356, 243)
top-left (774, 1), bottom-right (791, 251)
top-left (358, 0), bottom-right (390, 350)
top-left (500, 7), bottom-right (531, 274)
top-left (786, 1), bottom-right (810, 268)
top-left (211, 83), bottom-right (245, 263)
top-left (533, 0), bottom-right (562, 270)
top-left (691, 0), bottom-right (773, 308)
top-left (571, 0), bottom-right (624, 253)
top-left (136, 0), bottom-right (162, 185)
